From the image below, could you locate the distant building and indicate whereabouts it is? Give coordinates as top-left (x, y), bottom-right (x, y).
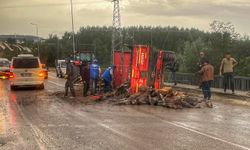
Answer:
top-left (0, 35), bottom-right (41, 43)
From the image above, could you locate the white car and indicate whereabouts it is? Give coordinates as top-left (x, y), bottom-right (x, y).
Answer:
top-left (0, 58), bottom-right (10, 79)
top-left (9, 54), bottom-right (45, 90)
top-left (56, 60), bottom-right (66, 78)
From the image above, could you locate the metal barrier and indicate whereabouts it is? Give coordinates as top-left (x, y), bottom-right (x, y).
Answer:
top-left (165, 72), bottom-right (250, 91)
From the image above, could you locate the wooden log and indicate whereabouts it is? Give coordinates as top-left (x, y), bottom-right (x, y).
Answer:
top-left (157, 87), bottom-right (173, 96)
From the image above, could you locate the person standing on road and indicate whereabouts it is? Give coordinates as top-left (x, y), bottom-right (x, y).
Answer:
top-left (219, 52), bottom-right (238, 94)
top-left (90, 59), bottom-right (100, 95)
top-left (165, 53), bottom-right (178, 86)
top-left (83, 64), bottom-right (90, 97)
top-left (198, 60), bottom-right (214, 108)
top-left (64, 58), bottom-right (76, 98)
top-left (197, 51), bottom-right (208, 88)
top-left (198, 51), bottom-right (207, 69)
top-left (102, 65), bottom-right (115, 93)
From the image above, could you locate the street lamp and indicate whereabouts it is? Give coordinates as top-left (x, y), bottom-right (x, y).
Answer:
top-left (30, 22), bottom-right (40, 57)
top-left (70, 0), bottom-right (76, 60)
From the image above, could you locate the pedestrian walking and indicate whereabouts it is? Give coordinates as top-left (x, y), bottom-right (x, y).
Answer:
top-left (219, 52), bottom-right (238, 94)
top-left (102, 65), bottom-right (115, 93)
top-left (90, 59), bottom-right (100, 95)
top-left (64, 58), bottom-right (76, 98)
top-left (198, 60), bottom-right (214, 108)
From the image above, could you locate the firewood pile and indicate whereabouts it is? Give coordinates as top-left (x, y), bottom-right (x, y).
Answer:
top-left (107, 85), bottom-right (203, 109)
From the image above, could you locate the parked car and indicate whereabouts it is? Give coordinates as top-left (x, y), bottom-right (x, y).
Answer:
top-left (55, 60), bottom-right (66, 78)
top-left (41, 64), bottom-right (48, 79)
top-left (0, 58), bottom-right (10, 79)
top-left (9, 54), bottom-right (45, 90)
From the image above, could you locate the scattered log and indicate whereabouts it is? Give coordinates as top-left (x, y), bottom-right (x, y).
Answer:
top-left (109, 86), bottom-right (203, 109)
top-left (115, 81), bottom-right (130, 98)
top-left (157, 87), bottom-right (173, 96)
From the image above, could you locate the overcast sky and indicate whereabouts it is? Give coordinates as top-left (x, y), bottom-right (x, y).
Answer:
top-left (0, 0), bottom-right (250, 38)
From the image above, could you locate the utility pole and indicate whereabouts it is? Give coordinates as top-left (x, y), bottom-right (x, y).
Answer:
top-left (111, 0), bottom-right (122, 64)
top-left (70, 0), bottom-right (76, 60)
top-left (30, 23), bottom-right (40, 57)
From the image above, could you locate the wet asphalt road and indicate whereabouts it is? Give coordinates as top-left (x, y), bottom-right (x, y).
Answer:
top-left (0, 73), bottom-right (250, 150)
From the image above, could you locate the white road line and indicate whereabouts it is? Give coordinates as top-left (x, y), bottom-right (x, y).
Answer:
top-left (163, 120), bottom-right (250, 150)
top-left (75, 111), bottom-right (136, 140)
top-left (47, 81), bottom-right (64, 87)
top-left (48, 75), bottom-right (58, 79)
top-left (15, 104), bottom-right (46, 150)
top-left (73, 110), bottom-right (151, 150)
top-left (130, 104), bottom-right (250, 150)
top-left (77, 107), bottom-right (250, 150)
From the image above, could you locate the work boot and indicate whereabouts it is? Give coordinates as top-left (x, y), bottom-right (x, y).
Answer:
top-left (63, 93), bottom-right (68, 98)
top-left (206, 101), bottom-right (213, 108)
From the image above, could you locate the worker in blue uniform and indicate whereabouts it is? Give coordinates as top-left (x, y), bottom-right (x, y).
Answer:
top-left (90, 59), bottom-right (100, 95)
top-left (102, 65), bottom-right (115, 93)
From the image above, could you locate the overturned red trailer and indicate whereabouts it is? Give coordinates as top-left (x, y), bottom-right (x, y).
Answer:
top-left (113, 45), bottom-right (176, 94)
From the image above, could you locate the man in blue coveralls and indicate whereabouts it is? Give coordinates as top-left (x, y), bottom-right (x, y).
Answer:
top-left (90, 59), bottom-right (100, 95)
top-left (102, 65), bottom-right (115, 93)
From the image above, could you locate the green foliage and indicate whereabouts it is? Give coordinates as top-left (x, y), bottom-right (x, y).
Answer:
top-left (32, 24), bottom-right (250, 77)
top-left (2, 21), bottom-right (250, 76)
top-left (182, 38), bottom-right (208, 73)
top-left (235, 56), bottom-right (250, 76)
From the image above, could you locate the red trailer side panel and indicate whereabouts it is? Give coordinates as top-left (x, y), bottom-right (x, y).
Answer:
top-left (130, 45), bottom-right (150, 94)
top-left (114, 51), bottom-right (131, 88)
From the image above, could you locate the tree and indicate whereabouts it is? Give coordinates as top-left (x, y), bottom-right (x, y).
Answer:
top-left (210, 20), bottom-right (240, 40)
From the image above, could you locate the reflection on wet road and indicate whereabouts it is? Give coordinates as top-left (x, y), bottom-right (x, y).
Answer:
top-left (0, 73), bottom-right (250, 150)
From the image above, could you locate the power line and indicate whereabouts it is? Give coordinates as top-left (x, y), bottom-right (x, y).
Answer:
top-left (111, 0), bottom-right (122, 64)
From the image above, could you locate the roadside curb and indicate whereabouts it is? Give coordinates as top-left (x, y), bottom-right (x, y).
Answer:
top-left (173, 86), bottom-right (250, 107)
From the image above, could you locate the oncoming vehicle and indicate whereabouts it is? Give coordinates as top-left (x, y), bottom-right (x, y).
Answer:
top-left (56, 60), bottom-right (66, 78)
top-left (41, 64), bottom-right (48, 79)
top-left (9, 54), bottom-right (45, 90)
top-left (0, 58), bottom-right (10, 79)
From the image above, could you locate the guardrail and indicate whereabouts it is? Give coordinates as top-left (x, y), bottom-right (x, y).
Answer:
top-left (165, 72), bottom-right (250, 91)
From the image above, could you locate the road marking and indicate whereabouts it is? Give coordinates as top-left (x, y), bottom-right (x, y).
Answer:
top-left (48, 75), bottom-right (57, 80)
top-left (47, 81), bottom-right (64, 87)
top-left (15, 104), bottom-right (47, 150)
top-left (71, 109), bottom-right (151, 150)
top-left (12, 95), bottom-right (57, 149)
top-left (76, 107), bottom-right (250, 150)
top-left (134, 109), bottom-right (250, 150)
top-left (166, 120), bottom-right (250, 150)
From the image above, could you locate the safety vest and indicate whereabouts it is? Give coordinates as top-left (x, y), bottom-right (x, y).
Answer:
top-left (102, 67), bottom-right (112, 82)
top-left (90, 63), bottom-right (100, 80)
